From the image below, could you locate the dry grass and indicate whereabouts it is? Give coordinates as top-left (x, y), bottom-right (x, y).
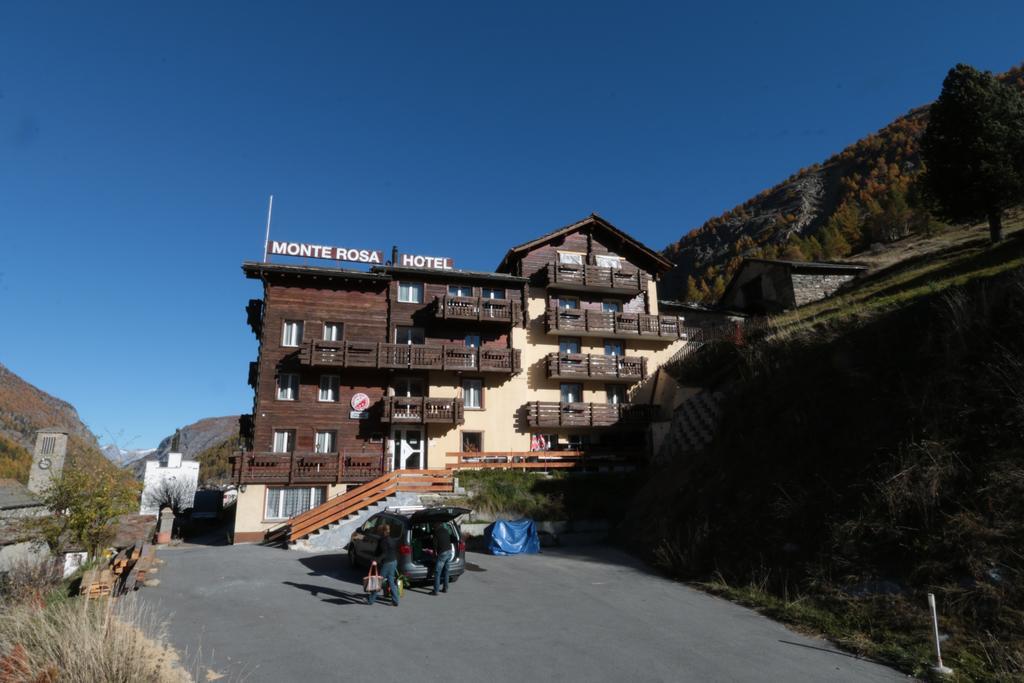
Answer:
top-left (0, 593), bottom-right (190, 682)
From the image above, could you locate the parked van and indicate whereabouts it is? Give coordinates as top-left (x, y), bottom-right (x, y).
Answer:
top-left (348, 506), bottom-right (470, 585)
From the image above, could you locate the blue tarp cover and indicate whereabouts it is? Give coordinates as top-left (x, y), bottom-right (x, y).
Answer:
top-left (486, 519), bottom-right (540, 556)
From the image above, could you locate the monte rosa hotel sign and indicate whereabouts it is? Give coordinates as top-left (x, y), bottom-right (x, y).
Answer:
top-left (269, 240), bottom-right (454, 270)
top-left (270, 240), bottom-right (383, 264)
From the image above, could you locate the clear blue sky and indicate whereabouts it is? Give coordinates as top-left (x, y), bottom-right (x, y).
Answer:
top-left (1, 1), bottom-right (1021, 448)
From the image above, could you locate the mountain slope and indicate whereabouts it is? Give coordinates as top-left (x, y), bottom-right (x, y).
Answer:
top-left (661, 63), bottom-right (1024, 302)
top-left (0, 362), bottom-right (104, 483)
top-left (125, 416), bottom-right (239, 485)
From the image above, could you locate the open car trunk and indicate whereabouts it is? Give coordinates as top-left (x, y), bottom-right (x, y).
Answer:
top-left (408, 507), bottom-right (469, 566)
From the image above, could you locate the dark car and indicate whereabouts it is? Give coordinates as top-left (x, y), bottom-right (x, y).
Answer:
top-left (348, 506), bottom-right (470, 585)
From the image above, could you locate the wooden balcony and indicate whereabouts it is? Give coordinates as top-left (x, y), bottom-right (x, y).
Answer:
top-left (546, 353), bottom-right (647, 381)
top-left (434, 295), bottom-right (522, 325)
top-left (382, 396), bottom-right (465, 425)
top-left (545, 309), bottom-right (687, 340)
top-left (299, 340), bottom-right (521, 374)
top-left (524, 402), bottom-right (660, 428)
top-left (542, 263), bottom-right (649, 294)
top-left (230, 452), bottom-right (385, 485)
top-left (246, 299), bottom-right (264, 336)
top-left (247, 361), bottom-right (259, 390)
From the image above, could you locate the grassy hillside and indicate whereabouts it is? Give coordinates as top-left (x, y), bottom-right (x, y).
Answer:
top-left (661, 63), bottom-right (1024, 303)
top-left (634, 235), bottom-right (1024, 679)
top-left (0, 362), bottom-right (131, 487)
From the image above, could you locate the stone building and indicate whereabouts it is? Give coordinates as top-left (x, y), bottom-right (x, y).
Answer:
top-left (719, 258), bottom-right (867, 314)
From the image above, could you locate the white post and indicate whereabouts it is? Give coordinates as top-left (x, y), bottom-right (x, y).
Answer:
top-left (262, 194), bottom-right (274, 262)
top-left (928, 593), bottom-right (954, 676)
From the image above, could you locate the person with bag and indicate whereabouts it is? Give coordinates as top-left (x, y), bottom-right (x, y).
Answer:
top-left (367, 523), bottom-right (400, 606)
top-left (430, 521), bottom-right (454, 596)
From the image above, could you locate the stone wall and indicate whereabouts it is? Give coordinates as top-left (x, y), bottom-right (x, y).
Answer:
top-left (791, 273), bottom-right (857, 307)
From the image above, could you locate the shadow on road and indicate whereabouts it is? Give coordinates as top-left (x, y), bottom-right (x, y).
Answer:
top-left (282, 580), bottom-right (368, 605)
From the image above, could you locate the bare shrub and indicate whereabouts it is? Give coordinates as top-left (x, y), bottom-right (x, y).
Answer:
top-left (0, 595), bottom-right (188, 682)
top-left (0, 554), bottom-right (64, 607)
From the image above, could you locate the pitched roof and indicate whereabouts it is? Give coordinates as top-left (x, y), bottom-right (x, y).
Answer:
top-left (242, 262), bottom-right (392, 282)
top-left (496, 213), bottom-right (674, 274)
top-left (372, 265), bottom-right (527, 284)
top-left (0, 479), bottom-right (42, 511)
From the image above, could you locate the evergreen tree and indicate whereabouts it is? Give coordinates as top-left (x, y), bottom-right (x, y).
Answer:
top-left (922, 64), bottom-right (1024, 242)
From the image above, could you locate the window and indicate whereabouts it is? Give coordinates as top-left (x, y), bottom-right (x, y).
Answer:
top-left (463, 378), bottom-right (483, 409)
top-left (282, 320), bottom-right (303, 347)
top-left (482, 288), bottom-right (505, 300)
top-left (560, 383), bottom-right (583, 403)
top-left (314, 430), bottom-right (336, 454)
top-left (265, 486), bottom-right (325, 520)
top-left (272, 430), bottom-right (295, 453)
top-left (558, 251), bottom-right (585, 265)
top-left (398, 282), bottom-right (424, 303)
top-left (318, 375), bottom-right (339, 402)
top-left (604, 340), bottom-right (624, 357)
top-left (464, 334), bottom-right (480, 349)
top-left (606, 385), bottom-right (627, 405)
top-left (448, 285), bottom-right (472, 297)
top-left (393, 377), bottom-right (424, 397)
top-left (595, 254), bottom-right (622, 269)
top-left (277, 373), bottom-right (299, 400)
top-left (395, 326), bottom-right (425, 345)
top-left (559, 337), bottom-right (581, 354)
top-left (602, 301), bottom-right (622, 313)
top-left (565, 434), bottom-right (590, 450)
top-left (323, 322), bottom-right (343, 341)
top-left (461, 432), bottom-right (483, 453)
top-left (558, 297), bottom-right (579, 310)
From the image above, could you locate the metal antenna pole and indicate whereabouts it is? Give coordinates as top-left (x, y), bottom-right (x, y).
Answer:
top-left (928, 593), bottom-right (953, 676)
top-left (263, 195), bottom-right (274, 262)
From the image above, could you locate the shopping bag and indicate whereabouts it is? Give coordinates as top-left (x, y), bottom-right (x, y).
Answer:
top-left (363, 562), bottom-right (382, 593)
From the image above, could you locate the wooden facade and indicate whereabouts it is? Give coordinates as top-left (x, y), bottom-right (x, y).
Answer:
top-left (235, 215), bottom-right (680, 492)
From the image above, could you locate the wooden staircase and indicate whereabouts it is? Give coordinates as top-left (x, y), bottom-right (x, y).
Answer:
top-left (264, 469), bottom-right (454, 546)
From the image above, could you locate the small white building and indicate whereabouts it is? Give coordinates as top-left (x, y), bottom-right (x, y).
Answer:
top-left (140, 452), bottom-right (199, 515)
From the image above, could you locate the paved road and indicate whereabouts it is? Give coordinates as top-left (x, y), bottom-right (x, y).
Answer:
top-left (143, 543), bottom-right (905, 682)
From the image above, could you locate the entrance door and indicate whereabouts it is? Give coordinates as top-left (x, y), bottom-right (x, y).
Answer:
top-left (392, 428), bottom-right (424, 470)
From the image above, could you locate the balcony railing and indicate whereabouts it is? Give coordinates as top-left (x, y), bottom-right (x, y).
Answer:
top-left (434, 295), bottom-right (522, 325)
top-left (230, 452), bottom-right (385, 485)
top-left (524, 402), bottom-right (661, 428)
top-left (246, 299), bottom-right (264, 337)
top-left (545, 353), bottom-right (647, 381)
top-left (545, 309), bottom-right (687, 340)
top-left (299, 340), bottom-right (520, 374)
top-left (382, 396), bottom-right (465, 425)
top-left (543, 263), bottom-right (649, 293)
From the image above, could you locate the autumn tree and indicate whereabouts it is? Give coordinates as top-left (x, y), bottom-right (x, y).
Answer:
top-left (922, 64), bottom-right (1024, 243)
top-left (34, 466), bottom-right (138, 559)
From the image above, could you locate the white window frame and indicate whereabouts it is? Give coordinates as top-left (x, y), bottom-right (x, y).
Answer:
top-left (595, 254), bottom-right (622, 269)
top-left (272, 430), bottom-right (295, 453)
top-left (559, 337), bottom-right (582, 354)
top-left (606, 384), bottom-right (627, 405)
top-left (394, 377), bottom-right (425, 398)
top-left (318, 375), bottom-right (340, 402)
top-left (448, 285), bottom-right (473, 297)
top-left (277, 373), bottom-right (299, 401)
top-left (323, 322), bottom-right (343, 341)
top-left (481, 287), bottom-right (505, 300)
top-left (265, 486), bottom-right (325, 520)
top-left (398, 282), bottom-right (424, 304)
top-left (602, 300), bottom-right (622, 313)
top-left (314, 430), bottom-right (337, 454)
top-left (395, 326), bottom-right (425, 345)
top-left (558, 251), bottom-right (585, 266)
top-left (558, 297), bottom-right (579, 310)
top-left (463, 378), bottom-right (483, 410)
top-left (282, 320), bottom-right (304, 347)
top-left (560, 383), bottom-right (583, 404)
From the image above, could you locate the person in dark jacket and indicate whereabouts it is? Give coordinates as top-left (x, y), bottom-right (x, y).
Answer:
top-left (430, 521), bottom-right (454, 595)
top-left (367, 523), bottom-right (400, 606)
